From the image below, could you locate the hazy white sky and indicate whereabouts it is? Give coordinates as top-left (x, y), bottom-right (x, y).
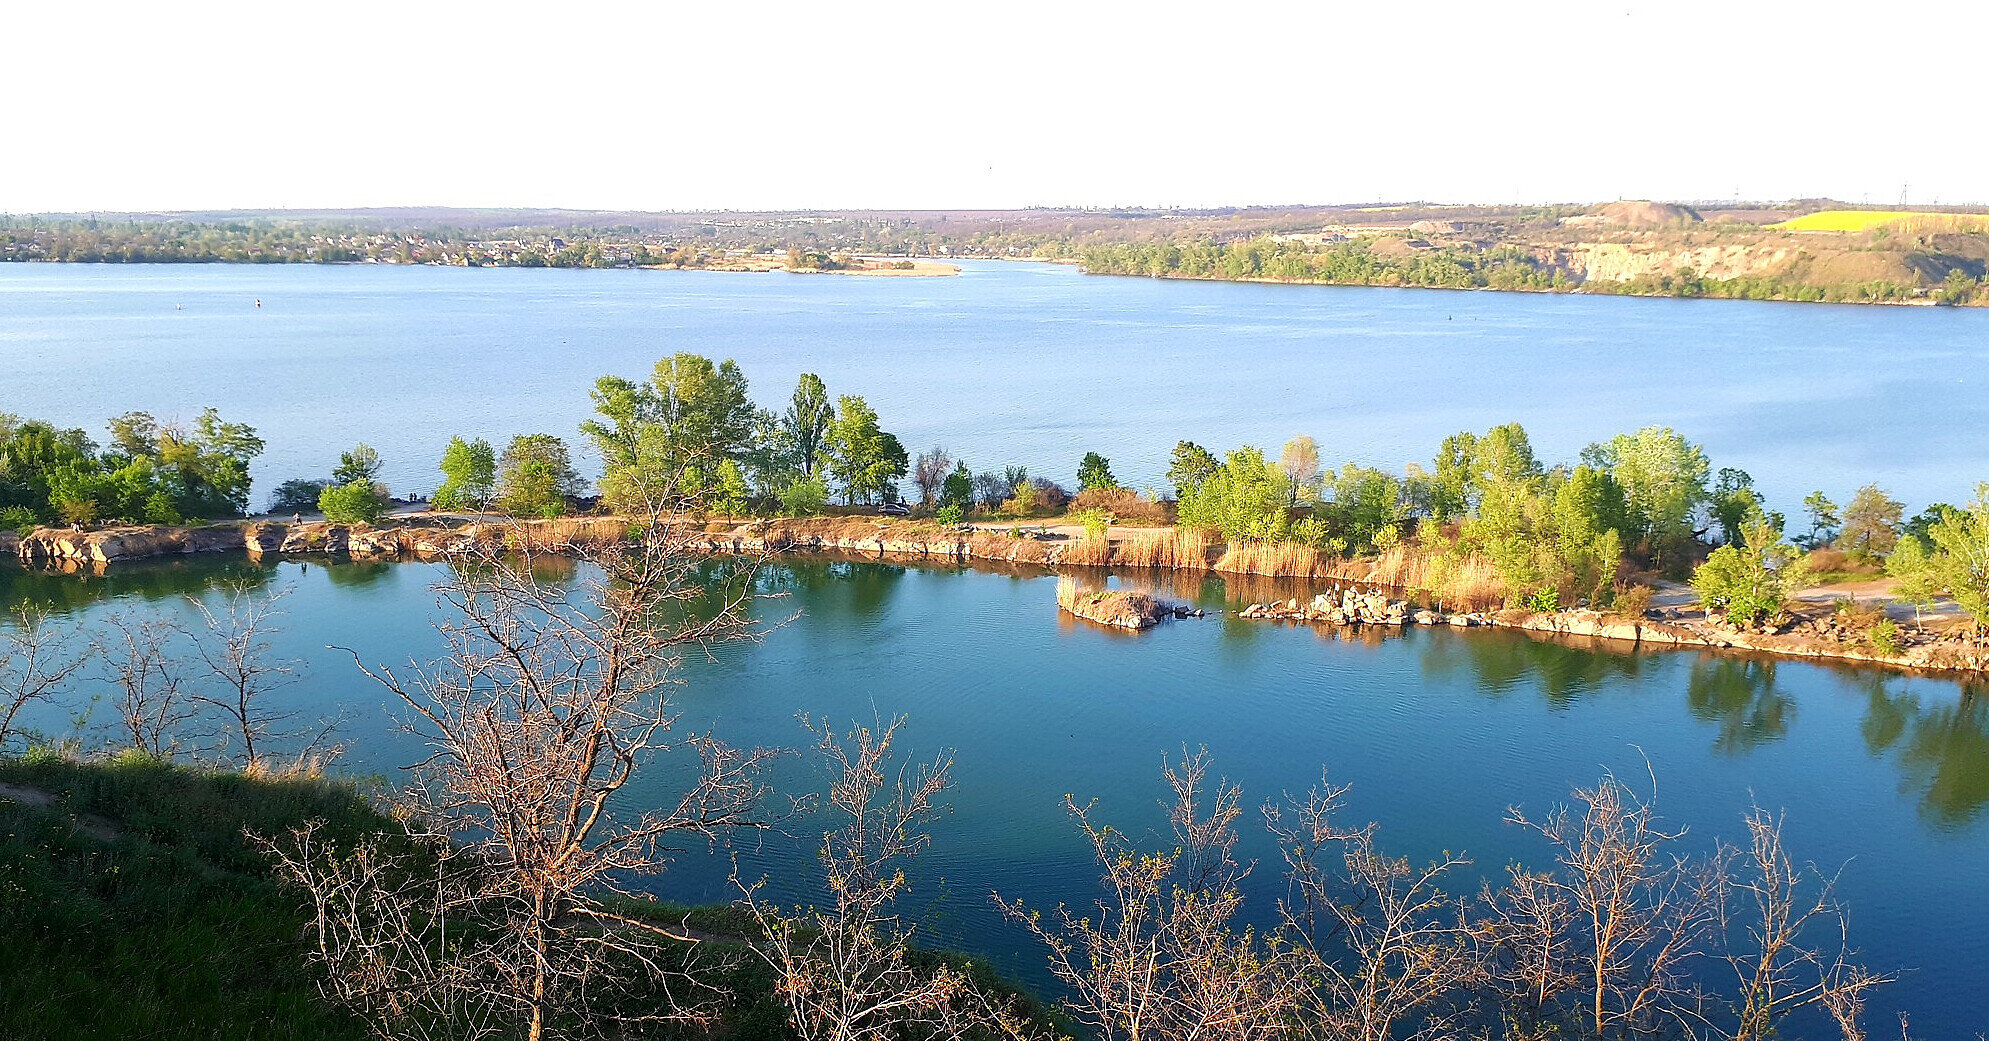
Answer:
top-left (9, 0), bottom-right (1986, 212)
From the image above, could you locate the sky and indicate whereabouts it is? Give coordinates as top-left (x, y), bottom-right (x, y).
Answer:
top-left (8, 0), bottom-right (1988, 213)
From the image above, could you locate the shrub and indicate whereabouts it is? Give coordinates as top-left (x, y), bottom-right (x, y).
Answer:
top-left (778, 474), bottom-right (829, 517)
top-left (1612, 583), bottom-right (1656, 618)
top-left (0, 505), bottom-right (40, 533)
top-left (1870, 617), bottom-right (1904, 656)
top-left (317, 479), bottom-right (388, 525)
top-left (1071, 487), bottom-right (1169, 525)
top-left (936, 504), bottom-right (963, 526)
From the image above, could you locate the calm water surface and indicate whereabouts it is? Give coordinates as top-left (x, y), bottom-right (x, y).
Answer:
top-left (2, 262), bottom-right (1984, 511)
top-left (4, 557), bottom-right (1984, 1035)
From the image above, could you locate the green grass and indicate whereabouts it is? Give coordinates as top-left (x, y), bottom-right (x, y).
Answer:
top-left (0, 752), bottom-right (388, 1040)
top-left (0, 754), bottom-right (1062, 1041)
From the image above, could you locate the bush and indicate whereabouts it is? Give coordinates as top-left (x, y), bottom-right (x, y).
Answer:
top-left (778, 474), bottom-right (829, 517)
top-left (1870, 617), bottom-right (1904, 656)
top-left (1071, 487), bottom-right (1170, 525)
top-left (0, 505), bottom-right (39, 533)
top-left (317, 479), bottom-right (388, 525)
top-left (936, 504), bottom-right (963, 526)
top-left (1611, 583), bottom-right (1656, 618)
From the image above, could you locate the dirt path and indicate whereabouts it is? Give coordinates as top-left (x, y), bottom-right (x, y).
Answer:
top-left (0, 781), bottom-right (120, 842)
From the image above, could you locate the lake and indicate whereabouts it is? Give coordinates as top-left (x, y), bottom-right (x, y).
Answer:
top-left (6, 263), bottom-right (1989, 1035)
top-left (2, 262), bottom-right (1985, 513)
top-left (3, 556), bottom-right (1984, 1035)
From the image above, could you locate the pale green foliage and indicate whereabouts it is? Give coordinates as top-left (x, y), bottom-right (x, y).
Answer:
top-left (1691, 517), bottom-right (1810, 627)
top-left (1174, 447), bottom-right (1297, 543)
top-left (1582, 426), bottom-right (1710, 559)
top-left (710, 460), bottom-right (750, 517)
top-left (332, 444), bottom-right (382, 486)
top-left (317, 479), bottom-right (388, 525)
top-left (1429, 422), bottom-right (1539, 521)
top-left (824, 396), bottom-right (907, 505)
top-left (1889, 486), bottom-right (1989, 631)
top-left (1318, 464), bottom-right (1403, 553)
top-left (433, 436), bottom-right (496, 511)
top-left (1074, 507), bottom-right (1110, 543)
top-left (1459, 463), bottom-right (1626, 608)
top-left (935, 503), bottom-right (963, 526)
top-left (496, 434), bottom-right (582, 518)
top-left (778, 474), bottom-right (830, 517)
top-left (581, 353), bottom-right (754, 511)
top-left (1837, 484), bottom-right (1904, 558)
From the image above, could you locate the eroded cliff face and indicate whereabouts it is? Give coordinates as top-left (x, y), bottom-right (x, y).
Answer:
top-left (1565, 240), bottom-right (1801, 282)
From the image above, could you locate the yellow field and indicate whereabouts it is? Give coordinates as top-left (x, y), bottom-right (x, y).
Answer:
top-left (1772, 209), bottom-right (1989, 232)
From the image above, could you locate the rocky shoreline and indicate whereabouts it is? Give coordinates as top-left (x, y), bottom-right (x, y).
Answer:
top-left (9, 517), bottom-right (1985, 677)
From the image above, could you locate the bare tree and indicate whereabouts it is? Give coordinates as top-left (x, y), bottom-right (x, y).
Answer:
top-left (1266, 776), bottom-right (1480, 1041)
top-left (0, 604), bottom-right (88, 752)
top-left (273, 509), bottom-right (780, 1041)
top-left (1486, 772), bottom-right (1729, 1039)
top-left (103, 613), bottom-right (195, 757)
top-left (743, 717), bottom-right (1032, 1041)
top-left (1001, 750), bottom-right (1301, 1041)
top-left (912, 447), bottom-right (952, 508)
top-left (1279, 436), bottom-right (1321, 506)
top-left (186, 585), bottom-right (304, 768)
top-left (1721, 807), bottom-right (1887, 1041)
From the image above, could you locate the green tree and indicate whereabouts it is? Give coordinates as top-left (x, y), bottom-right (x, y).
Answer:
top-left (1692, 517), bottom-right (1810, 628)
top-left (318, 479), bottom-right (388, 524)
top-left (778, 474), bottom-right (829, 516)
top-left (1176, 447), bottom-right (1294, 542)
top-left (1837, 483), bottom-right (1904, 558)
top-left (1166, 441), bottom-right (1218, 498)
top-left (332, 444), bottom-right (383, 486)
top-left (1803, 491), bottom-right (1840, 547)
top-left (1582, 425), bottom-right (1710, 561)
top-left (1709, 468), bottom-right (1763, 546)
top-left (497, 434), bottom-right (582, 518)
top-left (784, 373), bottom-right (834, 477)
top-left (824, 396), bottom-right (906, 505)
top-left (1894, 486), bottom-right (1989, 632)
top-left (582, 354), bottom-right (753, 510)
top-left (433, 436), bottom-right (496, 512)
top-left (267, 478), bottom-right (329, 516)
top-left (1077, 452), bottom-right (1119, 494)
top-left (158, 408), bottom-right (264, 518)
top-left (1319, 464), bottom-right (1403, 553)
top-left (105, 411), bottom-right (160, 458)
top-left (939, 462), bottom-right (974, 513)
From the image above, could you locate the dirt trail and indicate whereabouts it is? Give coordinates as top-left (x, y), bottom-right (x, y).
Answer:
top-left (0, 781), bottom-right (120, 842)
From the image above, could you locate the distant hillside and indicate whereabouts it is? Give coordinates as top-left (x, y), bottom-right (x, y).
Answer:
top-left (6, 199), bottom-right (1987, 305)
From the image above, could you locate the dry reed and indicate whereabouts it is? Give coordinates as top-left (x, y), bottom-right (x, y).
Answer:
top-left (1113, 528), bottom-right (1212, 570)
top-left (1212, 540), bottom-right (1327, 578)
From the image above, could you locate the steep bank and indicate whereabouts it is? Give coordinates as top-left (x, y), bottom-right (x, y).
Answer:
top-left (11, 516), bottom-right (1985, 676)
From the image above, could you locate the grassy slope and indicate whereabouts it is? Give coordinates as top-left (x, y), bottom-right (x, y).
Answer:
top-left (0, 755), bottom-right (1059, 1041)
top-left (0, 753), bottom-right (385, 1040)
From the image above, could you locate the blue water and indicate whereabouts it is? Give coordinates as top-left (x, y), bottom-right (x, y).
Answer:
top-left (2, 262), bottom-right (1984, 513)
top-left (4, 557), bottom-right (1984, 1035)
